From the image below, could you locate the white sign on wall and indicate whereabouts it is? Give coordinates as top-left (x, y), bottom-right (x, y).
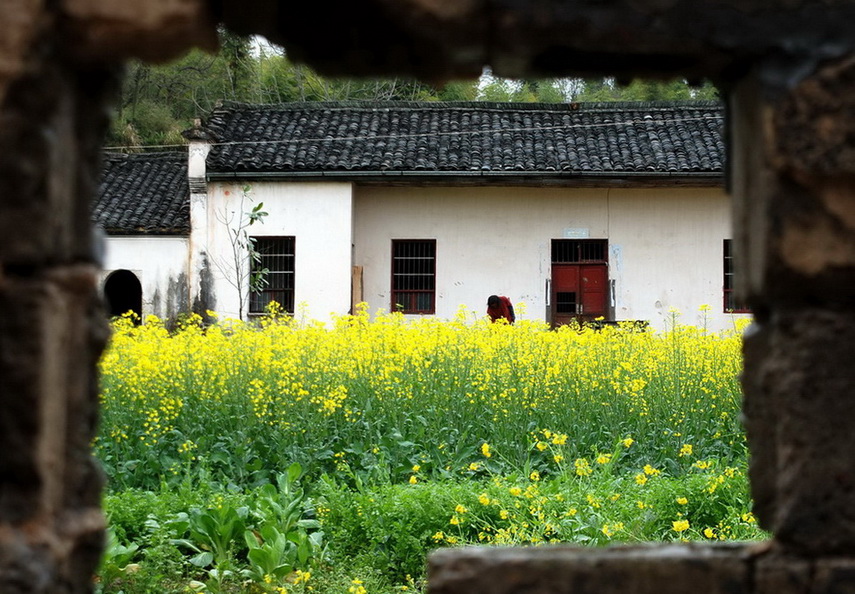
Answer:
top-left (563, 227), bottom-right (590, 238)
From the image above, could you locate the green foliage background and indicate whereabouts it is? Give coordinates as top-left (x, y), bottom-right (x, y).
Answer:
top-left (108, 30), bottom-right (719, 149)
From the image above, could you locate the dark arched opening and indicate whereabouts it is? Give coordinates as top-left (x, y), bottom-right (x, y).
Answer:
top-left (103, 269), bottom-right (142, 321)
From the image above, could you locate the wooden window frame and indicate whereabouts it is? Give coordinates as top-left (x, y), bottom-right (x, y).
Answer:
top-left (249, 236), bottom-right (296, 315)
top-left (391, 239), bottom-right (436, 314)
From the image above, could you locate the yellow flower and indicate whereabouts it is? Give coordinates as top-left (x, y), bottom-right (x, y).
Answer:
top-left (478, 493), bottom-right (491, 506)
top-left (622, 437), bottom-right (634, 448)
top-left (672, 520), bottom-right (690, 532)
top-left (741, 512), bottom-right (756, 523)
top-left (643, 464), bottom-right (661, 476)
top-left (536, 441), bottom-right (548, 451)
top-left (574, 458), bottom-right (593, 477)
top-left (551, 433), bottom-right (568, 446)
top-left (676, 497), bottom-right (688, 505)
top-left (553, 454), bottom-right (564, 464)
top-left (635, 473), bottom-right (648, 485)
top-left (409, 475), bottom-right (418, 484)
top-left (703, 527), bottom-right (716, 539)
top-left (293, 570), bottom-right (311, 584)
top-left (601, 522), bottom-right (624, 537)
top-left (509, 487), bottom-right (522, 497)
top-left (679, 444), bottom-right (694, 457)
top-left (499, 509), bottom-right (509, 520)
top-left (468, 462), bottom-right (481, 472)
top-left (450, 515), bottom-right (461, 525)
top-left (481, 443), bottom-right (492, 458)
top-left (693, 460), bottom-right (712, 470)
top-left (432, 531), bottom-right (445, 541)
top-left (529, 470), bottom-right (541, 482)
top-left (412, 464), bottom-right (421, 472)
top-left (596, 453), bottom-right (612, 465)
top-left (455, 504), bottom-right (468, 514)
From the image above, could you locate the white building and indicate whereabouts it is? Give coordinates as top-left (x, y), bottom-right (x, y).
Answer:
top-left (94, 152), bottom-right (191, 322)
top-left (95, 101), bottom-right (750, 332)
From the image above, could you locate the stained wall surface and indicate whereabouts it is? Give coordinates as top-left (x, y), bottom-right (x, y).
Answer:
top-left (354, 185), bottom-right (744, 331)
top-left (102, 236), bottom-right (190, 321)
top-left (203, 181), bottom-right (354, 321)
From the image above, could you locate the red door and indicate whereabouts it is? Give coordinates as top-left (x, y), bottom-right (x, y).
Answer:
top-left (551, 263), bottom-right (607, 327)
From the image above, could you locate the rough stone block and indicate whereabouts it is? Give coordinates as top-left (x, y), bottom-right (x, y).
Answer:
top-left (746, 310), bottom-right (855, 554)
top-left (0, 39), bottom-right (119, 267)
top-left (0, 265), bottom-right (106, 592)
top-left (814, 558), bottom-right (855, 594)
top-left (0, 265), bottom-right (104, 521)
top-left (428, 543), bottom-right (752, 594)
top-left (754, 553), bottom-right (812, 594)
top-left (61, 0), bottom-right (217, 62)
top-left (0, 0), bottom-right (43, 107)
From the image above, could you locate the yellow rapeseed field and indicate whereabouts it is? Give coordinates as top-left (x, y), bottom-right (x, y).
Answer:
top-left (97, 305), bottom-right (764, 594)
top-left (97, 304), bottom-right (748, 494)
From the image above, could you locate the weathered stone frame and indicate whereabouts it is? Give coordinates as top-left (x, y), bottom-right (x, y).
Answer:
top-left (2, 1), bottom-right (854, 592)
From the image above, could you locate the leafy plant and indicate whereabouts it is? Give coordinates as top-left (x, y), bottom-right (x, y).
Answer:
top-left (169, 504), bottom-right (247, 568)
top-left (242, 464), bottom-right (326, 587)
top-left (95, 527), bottom-right (140, 593)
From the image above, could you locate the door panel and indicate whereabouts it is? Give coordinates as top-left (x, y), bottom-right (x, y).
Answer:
top-left (552, 265), bottom-right (580, 290)
top-left (580, 264), bottom-right (607, 318)
top-left (551, 263), bottom-right (608, 326)
top-left (551, 264), bottom-right (578, 327)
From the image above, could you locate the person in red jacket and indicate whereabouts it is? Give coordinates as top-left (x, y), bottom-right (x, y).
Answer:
top-left (487, 295), bottom-right (515, 324)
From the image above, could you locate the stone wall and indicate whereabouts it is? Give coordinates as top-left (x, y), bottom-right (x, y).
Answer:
top-left (1, 1), bottom-right (854, 592)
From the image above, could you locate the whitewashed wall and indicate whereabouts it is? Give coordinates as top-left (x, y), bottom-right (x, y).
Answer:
top-left (353, 185), bottom-right (750, 333)
top-left (102, 236), bottom-right (190, 321)
top-left (204, 181), bottom-right (354, 322)
top-left (608, 188), bottom-right (744, 330)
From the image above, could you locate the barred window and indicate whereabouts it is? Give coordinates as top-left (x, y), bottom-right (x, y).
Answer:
top-left (551, 239), bottom-right (608, 263)
top-left (250, 236), bottom-right (295, 315)
top-left (391, 239), bottom-right (436, 314)
top-left (723, 239), bottom-right (750, 313)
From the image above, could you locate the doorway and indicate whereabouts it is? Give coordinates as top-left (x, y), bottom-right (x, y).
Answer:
top-left (103, 269), bottom-right (142, 321)
top-left (551, 239), bottom-right (608, 327)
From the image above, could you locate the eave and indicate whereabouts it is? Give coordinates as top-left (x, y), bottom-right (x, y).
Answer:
top-left (206, 170), bottom-right (724, 188)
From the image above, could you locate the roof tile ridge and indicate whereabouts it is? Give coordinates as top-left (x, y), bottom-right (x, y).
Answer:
top-left (211, 99), bottom-right (724, 113)
top-left (102, 150), bottom-right (186, 161)
top-left (572, 100), bottom-right (724, 111)
top-left (210, 99), bottom-right (723, 113)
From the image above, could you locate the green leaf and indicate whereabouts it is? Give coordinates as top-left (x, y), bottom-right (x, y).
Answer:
top-left (287, 462), bottom-right (303, 483)
top-left (169, 538), bottom-right (203, 553)
top-left (189, 551), bottom-right (214, 567)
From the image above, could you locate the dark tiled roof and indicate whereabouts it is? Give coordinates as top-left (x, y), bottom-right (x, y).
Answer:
top-left (93, 152), bottom-right (190, 235)
top-left (203, 101), bottom-right (725, 178)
